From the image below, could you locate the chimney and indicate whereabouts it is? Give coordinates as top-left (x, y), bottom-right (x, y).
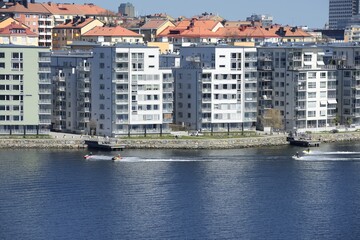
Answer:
top-left (22, 0), bottom-right (28, 8)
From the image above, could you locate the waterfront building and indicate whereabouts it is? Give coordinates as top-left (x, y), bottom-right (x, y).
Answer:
top-left (52, 17), bottom-right (104, 50)
top-left (50, 51), bottom-right (93, 133)
top-left (329, 0), bottom-right (360, 29)
top-left (81, 26), bottom-right (143, 45)
top-left (173, 45), bottom-right (258, 132)
top-left (0, 45), bottom-right (51, 134)
top-left (323, 43), bottom-right (360, 126)
top-left (90, 44), bottom-right (173, 137)
top-left (257, 44), bottom-right (337, 132)
top-left (118, 2), bottom-right (135, 18)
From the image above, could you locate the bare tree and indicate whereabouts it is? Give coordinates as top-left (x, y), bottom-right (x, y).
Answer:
top-left (260, 109), bottom-right (284, 130)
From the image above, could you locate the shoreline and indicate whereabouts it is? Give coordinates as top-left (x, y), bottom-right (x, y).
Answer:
top-left (0, 131), bottom-right (359, 150)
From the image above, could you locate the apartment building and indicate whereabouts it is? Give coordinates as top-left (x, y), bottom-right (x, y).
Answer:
top-left (90, 44), bottom-right (174, 137)
top-left (173, 45), bottom-right (258, 132)
top-left (0, 45), bottom-right (51, 134)
top-left (324, 43), bottom-right (360, 126)
top-left (258, 44), bottom-right (337, 132)
top-left (50, 51), bottom-right (93, 133)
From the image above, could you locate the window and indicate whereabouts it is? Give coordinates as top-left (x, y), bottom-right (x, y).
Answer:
top-left (0, 63), bottom-right (5, 69)
top-left (99, 63), bottom-right (105, 68)
top-left (320, 82), bottom-right (326, 88)
top-left (308, 92), bottom-right (316, 98)
top-left (0, 53), bottom-right (4, 58)
top-left (308, 72), bottom-right (316, 79)
top-left (308, 82), bottom-right (316, 88)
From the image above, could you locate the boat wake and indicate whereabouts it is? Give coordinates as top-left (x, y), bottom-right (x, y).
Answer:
top-left (293, 151), bottom-right (360, 161)
top-left (85, 156), bottom-right (216, 162)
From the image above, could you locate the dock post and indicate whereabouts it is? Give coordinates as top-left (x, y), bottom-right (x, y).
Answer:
top-left (144, 125), bottom-right (147, 137)
top-left (160, 124), bottom-right (163, 137)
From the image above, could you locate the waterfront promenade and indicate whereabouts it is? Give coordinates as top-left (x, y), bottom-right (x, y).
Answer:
top-left (0, 131), bottom-right (360, 149)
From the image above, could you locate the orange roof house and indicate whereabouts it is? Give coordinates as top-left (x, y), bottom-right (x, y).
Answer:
top-left (0, 21), bottom-right (38, 46)
top-left (82, 26), bottom-right (143, 44)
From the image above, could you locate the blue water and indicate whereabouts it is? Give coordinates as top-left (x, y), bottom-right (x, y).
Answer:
top-left (1, 142), bottom-right (360, 239)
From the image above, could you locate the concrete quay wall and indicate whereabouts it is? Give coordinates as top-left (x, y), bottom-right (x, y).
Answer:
top-left (0, 132), bottom-right (359, 150)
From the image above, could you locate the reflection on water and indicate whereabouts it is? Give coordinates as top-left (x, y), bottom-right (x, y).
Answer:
top-left (1, 143), bottom-right (360, 239)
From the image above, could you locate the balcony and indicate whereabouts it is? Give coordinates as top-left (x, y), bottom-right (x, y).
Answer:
top-left (39, 99), bottom-right (52, 104)
top-left (39, 78), bottom-right (51, 84)
top-left (38, 57), bottom-right (50, 62)
top-left (39, 89), bottom-right (51, 94)
top-left (39, 67), bottom-right (51, 72)
top-left (258, 66), bottom-right (274, 71)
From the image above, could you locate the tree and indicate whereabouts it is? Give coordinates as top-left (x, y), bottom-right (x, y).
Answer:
top-left (260, 109), bottom-right (284, 130)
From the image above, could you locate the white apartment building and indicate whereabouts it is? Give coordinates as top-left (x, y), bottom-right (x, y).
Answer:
top-left (173, 45), bottom-right (258, 132)
top-left (258, 44), bottom-right (337, 132)
top-left (91, 44), bottom-right (174, 137)
top-left (51, 51), bottom-right (93, 133)
top-left (0, 45), bottom-right (51, 134)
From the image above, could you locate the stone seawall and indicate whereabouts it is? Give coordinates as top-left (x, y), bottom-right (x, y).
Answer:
top-left (0, 132), bottom-right (359, 150)
top-left (0, 139), bottom-right (86, 149)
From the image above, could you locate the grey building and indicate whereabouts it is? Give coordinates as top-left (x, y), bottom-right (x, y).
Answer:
top-left (118, 2), bottom-right (135, 18)
top-left (329, 0), bottom-right (360, 29)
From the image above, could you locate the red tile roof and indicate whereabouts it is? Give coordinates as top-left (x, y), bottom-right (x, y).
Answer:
top-left (140, 20), bottom-right (171, 29)
top-left (0, 2), bottom-right (109, 16)
top-left (83, 26), bottom-right (141, 37)
top-left (0, 2), bottom-right (50, 14)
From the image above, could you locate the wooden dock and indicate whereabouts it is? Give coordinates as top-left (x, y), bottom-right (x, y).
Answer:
top-left (84, 140), bottom-right (126, 151)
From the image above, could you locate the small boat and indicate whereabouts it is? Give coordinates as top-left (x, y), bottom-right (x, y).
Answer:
top-left (112, 154), bottom-right (122, 161)
top-left (303, 149), bottom-right (312, 155)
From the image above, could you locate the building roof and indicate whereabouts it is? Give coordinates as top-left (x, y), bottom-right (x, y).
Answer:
top-left (0, 2), bottom-right (50, 14)
top-left (0, 22), bottom-right (37, 36)
top-left (0, 2), bottom-right (109, 16)
top-left (53, 17), bottom-right (101, 29)
top-left (83, 26), bottom-right (141, 37)
top-left (140, 19), bottom-right (170, 29)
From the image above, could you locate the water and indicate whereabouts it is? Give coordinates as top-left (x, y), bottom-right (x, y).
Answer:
top-left (1, 142), bottom-right (360, 239)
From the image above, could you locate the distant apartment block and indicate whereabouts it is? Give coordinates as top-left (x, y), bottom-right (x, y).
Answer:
top-left (118, 2), bottom-right (135, 18)
top-left (0, 45), bottom-right (51, 134)
top-left (258, 44), bottom-right (337, 132)
top-left (329, 0), bottom-right (360, 29)
top-left (173, 45), bottom-right (258, 132)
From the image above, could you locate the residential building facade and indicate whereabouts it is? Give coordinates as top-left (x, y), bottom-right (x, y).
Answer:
top-left (90, 44), bottom-right (173, 137)
top-left (51, 51), bottom-right (93, 133)
top-left (0, 45), bottom-right (51, 134)
top-left (258, 44), bottom-right (337, 132)
top-left (173, 45), bottom-right (258, 132)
